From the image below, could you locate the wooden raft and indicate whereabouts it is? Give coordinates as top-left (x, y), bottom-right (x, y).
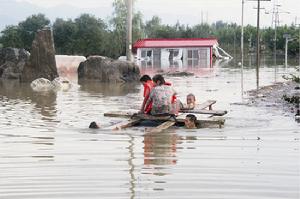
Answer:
top-left (104, 111), bottom-right (225, 128)
top-left (104, 100), bottom-right (227, 131)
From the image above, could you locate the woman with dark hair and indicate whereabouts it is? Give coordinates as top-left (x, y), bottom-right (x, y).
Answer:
top-left (152, 74), bottom-right (165, 85)
top-left (184, 114), bottom-right (197, 129)
top-left (144, 74), bottom-right (175, 115)
top-left (139, 74), bottom-right (154, 114)
top-left (152, 74), bottom-right (180, 114)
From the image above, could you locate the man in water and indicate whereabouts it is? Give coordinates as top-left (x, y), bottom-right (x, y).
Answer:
top-left (89, 121), bottom-right (100, 129)
top-left (89, 121), bottom-right (129, 130)
top-left (184, 114), bottom-right (197, 129)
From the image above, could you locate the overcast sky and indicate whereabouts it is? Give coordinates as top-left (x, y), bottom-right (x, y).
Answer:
top-left (14, 0), bottom-right (300, 27)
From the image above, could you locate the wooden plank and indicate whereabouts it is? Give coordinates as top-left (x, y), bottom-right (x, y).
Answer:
top-left (180, 109), bottom-right (227, 116)
top-left (104, 111), bottom-right (136, 118)
top-left (196, 100), bottom-right (216, 110)
top-left (132, 113), bottom-right (176, 121)
top-left (104, 112), bottom-right (175, 121)
top-left (147, 121), bottom-right (176, 133)
top-left (105, 118), bottom-right (141, 130)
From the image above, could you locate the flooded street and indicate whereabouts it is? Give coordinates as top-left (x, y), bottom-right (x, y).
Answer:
top-left (0, 56), bottom-right (299, 199)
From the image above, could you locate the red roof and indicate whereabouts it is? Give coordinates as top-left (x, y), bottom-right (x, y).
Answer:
top-left (133, 38), bottom-right (218, 50)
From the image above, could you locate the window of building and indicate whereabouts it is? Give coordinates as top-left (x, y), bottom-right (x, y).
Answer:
top-left (141, 49), bottom-right (152, 58)
top-left (187, 48), bottom-right (209, 67)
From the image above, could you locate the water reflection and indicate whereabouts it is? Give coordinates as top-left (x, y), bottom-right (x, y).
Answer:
top-left (0, 80), bottom-right (57, 121)
top-left (0, 80), bottom-right (32, 100)
top-left (78, 81), bottom-right (139, 96)
top-left (127, 135), bottom-right (136, 199)
top-left (143, 131), bottom-right (179, 168)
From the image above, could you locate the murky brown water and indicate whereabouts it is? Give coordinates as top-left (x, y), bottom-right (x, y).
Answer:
top-left (0, 55), bottom-right (299, 199)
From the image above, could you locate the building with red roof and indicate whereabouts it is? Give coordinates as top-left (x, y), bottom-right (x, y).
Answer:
top-left (133, 38), bottom-right (221, 69)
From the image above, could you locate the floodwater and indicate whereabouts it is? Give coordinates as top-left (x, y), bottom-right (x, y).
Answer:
top-left (0, 55), bottom-right (299, 199)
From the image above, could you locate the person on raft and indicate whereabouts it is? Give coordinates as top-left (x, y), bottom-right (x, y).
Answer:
top-left (180, 93), bottom-right (197, 110)
top-left (139, 75), bottom-right (154, 114)
top-left (144, 74), bottom-right (176, 115)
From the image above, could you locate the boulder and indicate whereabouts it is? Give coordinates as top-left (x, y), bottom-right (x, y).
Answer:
top-left (0, 48), bottom-right (30, 79)
top-left (30, 78), bottom-right (53, 92)
top-left (21, 27), bottom-right (58, 82)
top-left (78, 56), bottom-right (140, 83)
top-left (30, 77), bottom-right (72, 92)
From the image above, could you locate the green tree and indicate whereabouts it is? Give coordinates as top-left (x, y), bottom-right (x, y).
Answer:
top-left (108, 0), bottom-right (144, 58)
top-left (132, 11), bottom-right (145, 42)
top-left (109, 0), bottom-right (128, 57)
top-left (18, 13), bottom-right (50, 50)
top-left (144, 16), bottom-right (162, 38)
top-left (0, 25), bottom-right (23, 48)
top-left (192, 23), bottom-right (212, 38)
top-left (53, 18), bottom-right (77, 54)
top-left (0, 14), bottom-right (49, 50)
top-left (73, 14), bottom-right (107, 56)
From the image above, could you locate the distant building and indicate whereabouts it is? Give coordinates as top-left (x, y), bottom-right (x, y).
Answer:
top-left (133, 38), bottom-right (231, 70)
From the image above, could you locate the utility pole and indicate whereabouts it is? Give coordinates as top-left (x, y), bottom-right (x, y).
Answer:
top-left (272, 3), bottom-right (280, 82)
top-left (249, 0), bottom-right (270, 90)
top-left (298, 20), bottom-right (300, 69)
top-left (126, 0), bottom-right (133, 61)
top-left (271, 4), bottom-right (290, 63)
top-left (241, 0), bottom-right (244, 67)
top-left (284, 34), bottom-right (290, 68)
top-left (283, 33), bottom-right (293, 69)
top-left (271, 2), bottom-right (289, 81)
top-left (272, 4), bottom-right (280, 68)
top-left (241, 0), bottom-right (245, 97)
top-left (256, 0), bottom-right (261, 90)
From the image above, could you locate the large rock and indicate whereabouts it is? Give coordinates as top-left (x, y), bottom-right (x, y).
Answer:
top-left (78, 56), bottom-right (140, 83)
top-left (0, 48), bottom-right (30, 79)
top-left (21, 27), bottom-right (58, 82)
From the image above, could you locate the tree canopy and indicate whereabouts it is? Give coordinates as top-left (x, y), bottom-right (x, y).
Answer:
top-left (0, 1), bottom-right (299, 58)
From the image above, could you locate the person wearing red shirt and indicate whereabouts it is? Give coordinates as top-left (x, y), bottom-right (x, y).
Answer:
top-left (140, 75), bottom-right (154, 114)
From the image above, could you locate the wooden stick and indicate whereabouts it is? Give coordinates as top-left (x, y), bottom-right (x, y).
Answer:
top-left (105, 119), bottom-right (141, 130)
top-left (180, 109), bottom-right (227, 116)
top-left (104, 112), bottom-right (136, 118)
